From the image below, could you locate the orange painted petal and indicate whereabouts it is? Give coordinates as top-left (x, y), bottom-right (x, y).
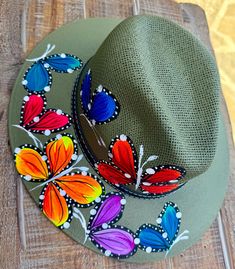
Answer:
top-left (46, 136), bottom-right (74, 176)
top-left (15, 148), bottom-right (48, 180)
top-left (42, 183), bottom-right (69, 227)
top-left (56, 173), bottom-right (103, 205)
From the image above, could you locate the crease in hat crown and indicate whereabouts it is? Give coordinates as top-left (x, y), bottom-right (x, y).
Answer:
top-left (75, 15), bottom-right (221, 189)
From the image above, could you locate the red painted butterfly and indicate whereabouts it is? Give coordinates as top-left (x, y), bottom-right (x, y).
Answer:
top-left (95, 134), bottom-right (186, 197)
top-left (13, 93), bottom-right (72, 147)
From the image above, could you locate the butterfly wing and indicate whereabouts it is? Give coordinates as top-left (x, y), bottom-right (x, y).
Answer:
top-left (20, 94), bottom-right (46, 126)
top-left (45, 134), bottom-right (75, 176)
top-left (80, 69), bottom-right (92, 112)
top-left (136, 224), bottom-right (170, 252)
top-left (88, 192), bottom-right (126, 231)
top-left (90, 226), bottom-right (136, 258)
top-left (27, 109), bottom-right (71, 134)
top-left (55, 172), bottom-right (104, 207)
top-left (96, 161), bottom-right (135, 185)
top-left (14, 145), bottom-right (49, 181)
top-left (159, 202), bottom-right (181, 243)
top-left (22, 61), bottom-right (52, 93)
top-left (87, 86), bottom-right (120, 124)
top-left (140, 165), bottom-right (186, 195)
top-left (39, 182), bottom-right (72, 229)
top-left (44, 54), bottom-right (82, 73)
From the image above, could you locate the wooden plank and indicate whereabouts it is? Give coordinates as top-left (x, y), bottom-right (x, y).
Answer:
top-left (0, 1), bottom-right (24, 269)
top-left (0, 0), bottom-right (234, 268)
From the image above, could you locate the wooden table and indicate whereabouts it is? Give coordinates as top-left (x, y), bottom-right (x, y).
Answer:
top-left (0, 0), bottom-right (234, 268)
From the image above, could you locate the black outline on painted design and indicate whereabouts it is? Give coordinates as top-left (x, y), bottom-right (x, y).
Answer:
top-left (80, 69), bottom-right (120, 125)
top-left (19, 93), bottom-right (72, 135)
top-left (14, 133), bottom-right (105, 229)
top-left (86, 192), bottom-right (138, 259)
top-left (135, 201), bottom-right (182, 253)
top-left (22, 53), bottom-right (83, 94)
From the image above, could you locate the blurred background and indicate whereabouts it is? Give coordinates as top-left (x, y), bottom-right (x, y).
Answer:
top-left (178, 0), bottom-right (235, 143)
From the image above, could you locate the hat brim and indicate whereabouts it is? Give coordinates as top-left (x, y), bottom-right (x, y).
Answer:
top-left (8, 18), bottom-right (229, 262)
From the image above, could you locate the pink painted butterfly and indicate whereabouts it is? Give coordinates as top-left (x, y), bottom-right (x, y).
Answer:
top-left (13, 93), bottom-right (72, 147)
top-left (83, 192), bottom-right (137, 258)
top-left (96, 134), bottom-right (186, 197)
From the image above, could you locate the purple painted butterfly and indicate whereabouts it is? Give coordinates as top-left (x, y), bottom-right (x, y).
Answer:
top-left (83, 192), bottom-right (137, 258)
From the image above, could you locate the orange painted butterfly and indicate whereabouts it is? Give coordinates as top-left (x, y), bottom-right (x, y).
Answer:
top-left (14, 133), bottom-right (104, 229)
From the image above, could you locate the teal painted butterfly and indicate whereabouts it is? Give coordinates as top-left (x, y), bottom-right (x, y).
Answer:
top-left (22, 44), bottom-right (82, 93)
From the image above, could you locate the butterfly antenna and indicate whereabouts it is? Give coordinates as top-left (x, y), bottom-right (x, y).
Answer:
top-left (30, 154), bottom-right (87, 191)
top-left (73, 207), bottom-right (89, 244)
top-left (165, 230), bottom-right (190, 258)
top-left (26, 43), bottom-right (56, 62)
top-left (12, 125), bottom-right (43, 148)
top-left (135, 145), bottom-right (144, 190)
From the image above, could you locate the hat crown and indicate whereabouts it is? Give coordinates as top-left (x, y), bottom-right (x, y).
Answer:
top-left (76, 15), bottom-right (220, 182)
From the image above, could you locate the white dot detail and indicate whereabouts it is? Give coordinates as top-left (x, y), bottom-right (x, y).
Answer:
top-left (23, 96), bottom-right (30, 102)
top-left (81, 171), bottom-right (87, 176)
top-left (44, 86), bottom-right (50, 92)
top-left (95, 197), bottom-right (101, 203)
top-left (176, 212), bottom-right (182, 219)
top-left (39, 195), bottom-right (45, 200)
top-left (67, 68), bottom-right (73, 73)
top-left (87, 104), bottom-right (91, 110)
top-left (44, 63), bottom-right (50, 68)
top-left (134, 238), bottom-right (140, 245)
top-left (56, 134), bottom-right (62, 140)
top-left (14, 148), bottom-right (21, 154)
top-left (60, 190), bottom-right (66, 196)
top-left (120, 134), bottom-right (127, 141)
top-left (60, 53), bottom-right (66, 58)
top-left (104, 250), bottom-right (111, 256)
top-left (90, 209), bottom-right (96, 215)
top-left (44, 129), bottom-right (51, 136)
top-left (108, 153), bottom-right (113, 159)
top-left (22, 80), bottom-right (28, 85)
top-left (33, 116), bottom-right (40, 122)
top-left (146, 168), bottom-right (155, 175)
top-left (56, 109), bottom-right (62, 115)
top-left (63, 222), bottom-right (70, 229)
top-left (97, 85), bottom-right (103, 92)
top-left (162, 232), bottom-right (168, 238)
top-left (124, 173), bottom-right (131, 178)
top-left (24, 175), bottom-right (32, 181)
top-left (156, 218), bottom-right (162, 224)
top-left (120, 199), bottom-right (126, 205)
top-left (102, 223), bottom-right (108, 229)
top-left (41, 155), bottom-right (47, 161)
top-left (146, 247), bottom-right (152, 253)
top-left (71, 154), bottom-right (78, 160)
top-left (91, 119), bottom-right (96, 125)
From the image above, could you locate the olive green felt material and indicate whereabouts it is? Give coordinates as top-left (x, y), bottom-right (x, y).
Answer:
top-left (8, 16), bottom-right (229, 262)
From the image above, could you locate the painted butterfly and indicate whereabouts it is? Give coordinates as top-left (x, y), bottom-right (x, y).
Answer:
top-left (96, 134), bottom-right (186, 197)
top-left (14, 133), bottom-right (104, 229)
top-left (22, 44), bottom-right (82, 93)
top-left (13, 94), bottom-right (72, 147)
top-left (135, 202), bottom-right (189, 256)
top-left (80, 69), bottom-right (120, 125)
top-left (83, 192), bottom-right (137, 258)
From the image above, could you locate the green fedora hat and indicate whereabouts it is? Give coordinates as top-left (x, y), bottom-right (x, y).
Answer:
top-left (8, 15), bottom-right (229, 262)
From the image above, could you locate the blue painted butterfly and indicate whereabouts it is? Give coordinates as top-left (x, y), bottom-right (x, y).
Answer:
top-left (80, 69), bottom-right (120, 125)
top-left (135, 202), bottom-right (189, 256)
top-left (22, 44), bottom-right (83, 93)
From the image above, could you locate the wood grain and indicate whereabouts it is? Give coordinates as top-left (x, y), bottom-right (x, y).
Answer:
top-left (0, 0), bottom-right (234, 269)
